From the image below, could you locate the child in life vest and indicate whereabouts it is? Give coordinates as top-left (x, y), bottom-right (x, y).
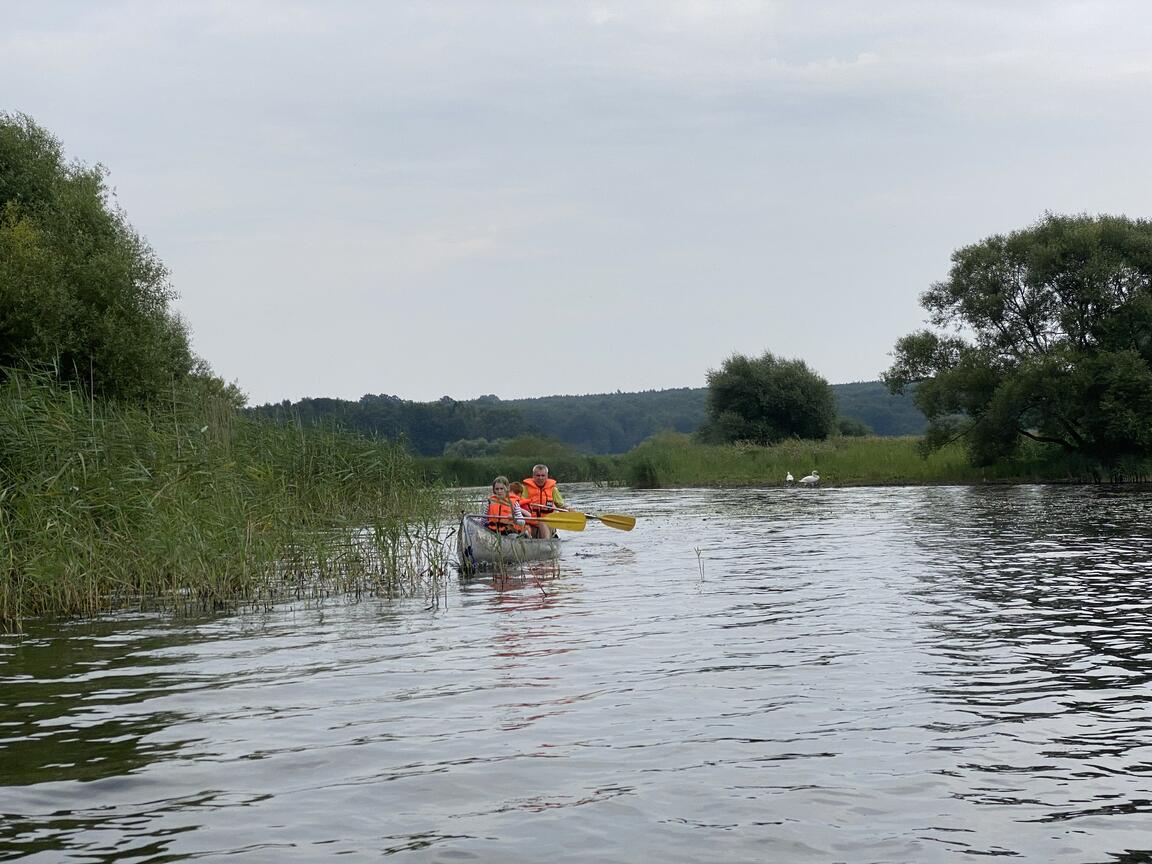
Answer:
top-left (485, 476), bottom-right (527, 534)
top-left (508, 481), bottom-right (541, 538)
top-left (508, 481), bottom-right (527, 512)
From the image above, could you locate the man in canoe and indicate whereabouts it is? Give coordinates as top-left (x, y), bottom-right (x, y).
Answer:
top-left (521, 463), bottom-right (568, 539)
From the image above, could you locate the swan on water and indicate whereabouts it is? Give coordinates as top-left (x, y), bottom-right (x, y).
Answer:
top-left (799, 471), bottom-right (820, 487)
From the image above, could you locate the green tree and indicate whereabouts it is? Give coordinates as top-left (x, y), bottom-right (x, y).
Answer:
top-left (884, 213), bottom-right (1152, 466)
top-left (836, 416), bottom-right (873, 437)
top-left (500, 435), bottom-right (574, 459)
top-left (0, 112), bottom-right (195, 402)
top-left (698, 351), bottom-right (836, 445)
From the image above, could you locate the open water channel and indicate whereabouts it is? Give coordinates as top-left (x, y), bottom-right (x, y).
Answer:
top-left (3, 484), bottom-right (1152, 862)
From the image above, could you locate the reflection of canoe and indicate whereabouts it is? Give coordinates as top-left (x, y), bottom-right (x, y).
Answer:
top-left (456, 515), bottom-right (561, 572)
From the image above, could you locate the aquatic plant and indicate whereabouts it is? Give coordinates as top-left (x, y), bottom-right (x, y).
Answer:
top-left (618, 432), bottom-right (1135, 488)
top-left (0, 370), bottom-right (451, 627)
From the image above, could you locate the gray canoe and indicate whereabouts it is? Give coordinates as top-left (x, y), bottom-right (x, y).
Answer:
top-left (456, 515), bottom-right (561, 572)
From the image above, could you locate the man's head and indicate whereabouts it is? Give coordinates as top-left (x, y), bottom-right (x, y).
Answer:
top-left (531, 464), bottom-right (549, 486)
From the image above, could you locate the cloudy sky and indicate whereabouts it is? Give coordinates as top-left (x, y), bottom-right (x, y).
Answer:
top-left (4, 1), bottom-right (1151, 405)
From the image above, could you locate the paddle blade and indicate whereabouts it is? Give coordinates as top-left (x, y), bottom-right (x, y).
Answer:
top-left (589, 512), bottom-right (636, 531)
top-left (539, 510), bottom-right (587, 531)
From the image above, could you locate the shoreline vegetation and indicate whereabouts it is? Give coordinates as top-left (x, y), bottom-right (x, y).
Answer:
top-left (5, 376), bottom-right (1146, 629)
top-left (1, 370), bottom-right (454, 629)
top-left (419, 431), bottom-right (1150, 489)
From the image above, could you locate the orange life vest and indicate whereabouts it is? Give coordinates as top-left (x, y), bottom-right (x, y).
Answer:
top-left (486, 496), bottom-right (523, 533)
top-left (520, 477), bottom-right (557, 515)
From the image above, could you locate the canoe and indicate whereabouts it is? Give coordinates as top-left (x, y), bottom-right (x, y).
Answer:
top-left (456, 515), bottom-right (561, 573)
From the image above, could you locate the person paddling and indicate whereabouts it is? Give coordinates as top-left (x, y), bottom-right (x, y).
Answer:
top-left (520, 463), bottom-right (568, 539)
top-left (485, 476), bottom-right (527, 535)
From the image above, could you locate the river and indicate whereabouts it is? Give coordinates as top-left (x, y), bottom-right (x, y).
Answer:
top-left (3, 484), bottom-right (1152, 862)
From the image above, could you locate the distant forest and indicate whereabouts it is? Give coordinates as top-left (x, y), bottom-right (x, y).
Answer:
top-left (248, 381), bottom-right (926, 457)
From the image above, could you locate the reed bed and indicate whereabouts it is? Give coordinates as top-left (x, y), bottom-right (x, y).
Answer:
top-left (419, 430), bottom-right (1145, 493)
top-left (0, 371), bottom-right (452, 628)
top-left (618, 432), bottom-right (1119, 488)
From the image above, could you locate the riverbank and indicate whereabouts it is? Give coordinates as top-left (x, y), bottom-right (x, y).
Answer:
top-left (419, 431), bottom-right (1137, 490)
top-left (1, 372), bottom-right (451, 628)
top-left (619, 433), bottom-right (1136, 488)
top-left (9, 390), bottom-right (1137, 628)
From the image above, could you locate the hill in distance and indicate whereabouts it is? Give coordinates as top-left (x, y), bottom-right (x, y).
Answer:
top-left (251, 381), bottom-right (924, 457)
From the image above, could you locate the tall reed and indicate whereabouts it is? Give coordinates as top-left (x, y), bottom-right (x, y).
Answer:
top-left (619, 432), bottom-right (1122, 488)
top-left (0, 371), bottom-right (450, 627)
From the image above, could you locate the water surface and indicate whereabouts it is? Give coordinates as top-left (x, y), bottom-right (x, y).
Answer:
top-left (3, 485), bottom-right (1152, 862)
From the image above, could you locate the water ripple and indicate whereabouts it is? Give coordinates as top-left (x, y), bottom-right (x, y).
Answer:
top-left (4, 485), bottom-right (1152, 861)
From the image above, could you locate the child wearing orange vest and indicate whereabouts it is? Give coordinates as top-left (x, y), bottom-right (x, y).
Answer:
top-left (508, 481), bottom-right (528, 513)
top-left (508, 481), bottom-right (539, 537)
top-left (485, 476), bottom-right (527, 534)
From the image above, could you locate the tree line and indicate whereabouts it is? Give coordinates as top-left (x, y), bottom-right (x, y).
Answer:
top-left (248, 381), bottom-right (927, 457)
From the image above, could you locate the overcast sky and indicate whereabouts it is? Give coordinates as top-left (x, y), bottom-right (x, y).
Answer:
top-left (5, 1), bottom-right (1151, 405)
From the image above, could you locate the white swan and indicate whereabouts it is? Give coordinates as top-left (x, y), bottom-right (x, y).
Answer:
top-left (785, 472), bottom-right (795, 485)
top-left (799, 471), bottom-right (820, 487)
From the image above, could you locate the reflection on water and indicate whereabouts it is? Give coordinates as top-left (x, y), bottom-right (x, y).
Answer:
top-left (906, 488), bottom-right (1152, 844)
top-left (0, 620), bottom-right (200, 787)
top-left (3, 485), bottom-right (1152, 862)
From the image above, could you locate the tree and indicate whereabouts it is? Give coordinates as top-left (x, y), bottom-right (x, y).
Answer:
top-left (832, 380), bottom-right (925, 436)
top-left (836, 416), bottom-right (873, 437)
top-left (883, 213), bottom-right (1152, 466)
top-left (698, 351), bottom-right (836, 445)
top-left (0, 112), bottom-right (195, 402)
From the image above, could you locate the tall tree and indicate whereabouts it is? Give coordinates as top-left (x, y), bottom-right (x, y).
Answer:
top-left (0, 112), bottom-right (195, 402)
top-left (884, 213), bottom-right (1152, 465)
top-left (699, 351), bottom-right (836, 445)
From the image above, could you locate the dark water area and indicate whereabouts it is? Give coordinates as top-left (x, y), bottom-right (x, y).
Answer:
top-left (3, 485), bottom-right (1152, 862)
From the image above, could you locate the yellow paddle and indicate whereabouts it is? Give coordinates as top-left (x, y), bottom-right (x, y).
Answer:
top-left (588, 512), bottom-right (636, 531)
top-left (557, 510), bottom-right (636, 531)
top-left (481, 511), bottom-right (587, 532)
top-left (537, 510), bottom-right (587, 531)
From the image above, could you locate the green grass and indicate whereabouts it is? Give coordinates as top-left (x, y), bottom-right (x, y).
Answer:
top-left (618, 431), bottom-right (1132, 488)
top-left (0, 371), bottom-right (452, 627)
top-left (416, 429), bottom-right (1149, 493)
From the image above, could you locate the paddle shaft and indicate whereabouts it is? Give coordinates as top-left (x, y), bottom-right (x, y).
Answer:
top-left (469, 511), bottom-right (586, 531)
